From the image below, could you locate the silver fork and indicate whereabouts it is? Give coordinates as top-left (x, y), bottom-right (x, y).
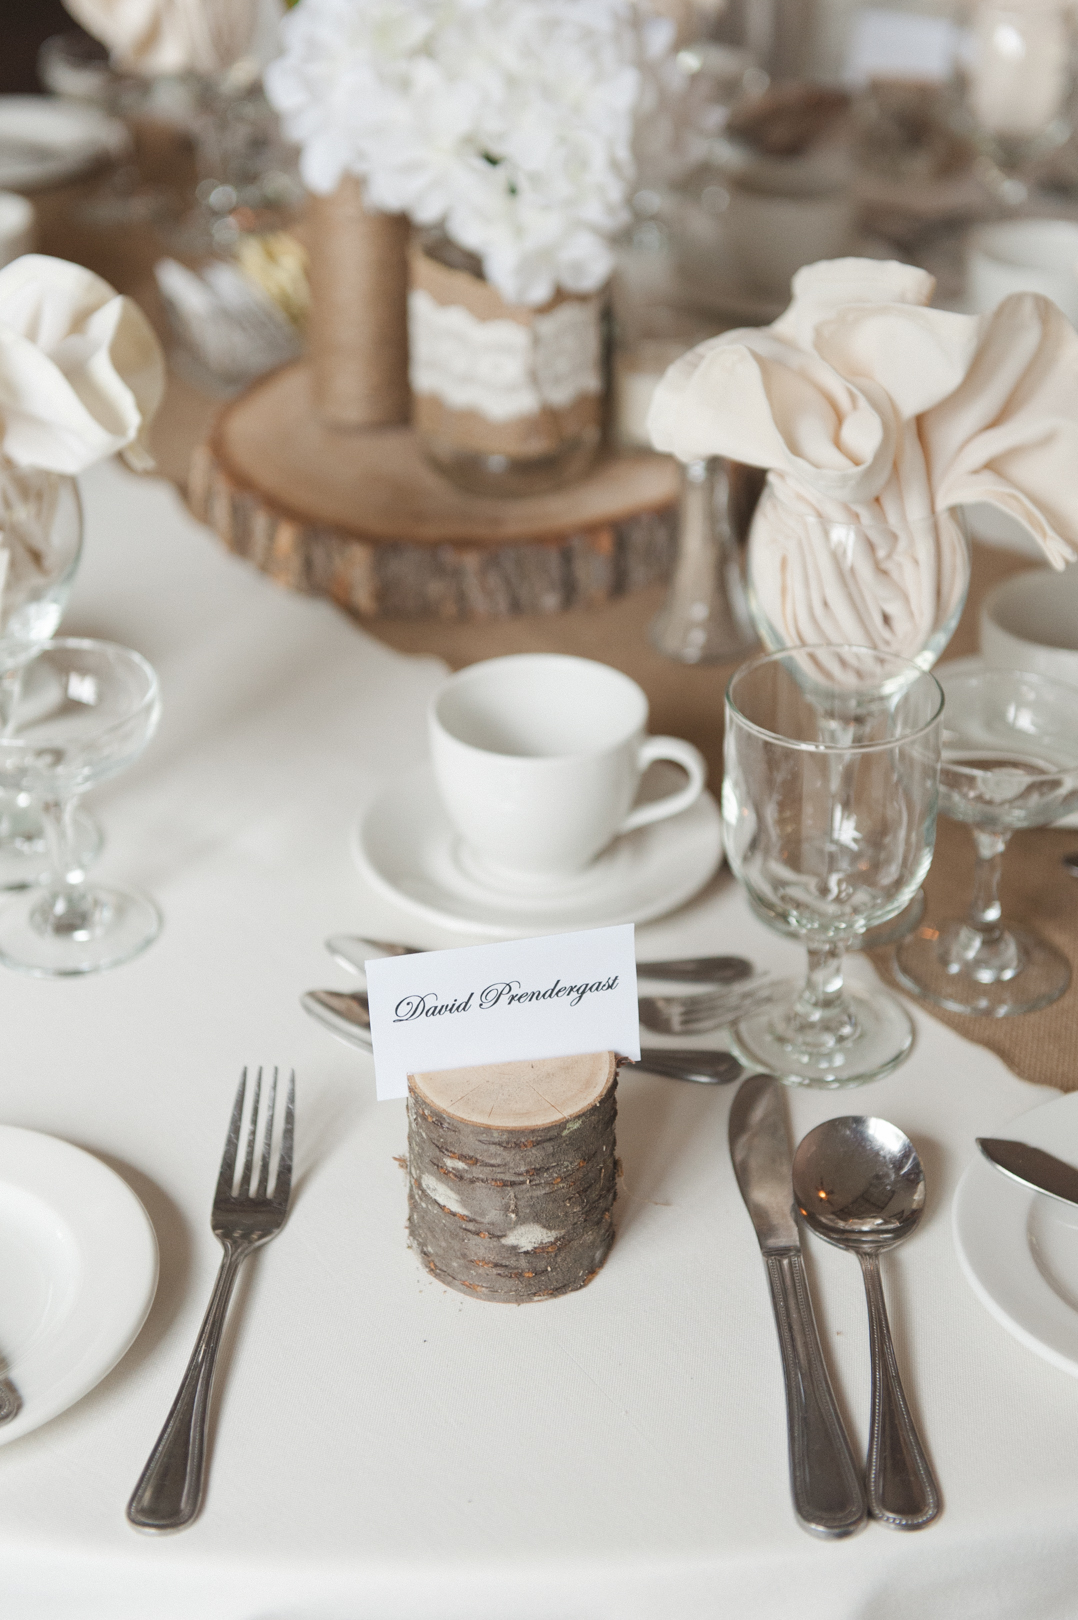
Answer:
top-left (127, 1067), bottom-right (296, 1533)
top-left (639, 976), bottom-right (778, 1035)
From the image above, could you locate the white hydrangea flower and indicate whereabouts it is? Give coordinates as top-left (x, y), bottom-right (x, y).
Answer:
top-left (266, 0), bottom-right (686, 306)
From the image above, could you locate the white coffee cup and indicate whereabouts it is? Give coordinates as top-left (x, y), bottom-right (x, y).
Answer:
top-left (967, 220), bottom-right (1078, 327)
top-left (429, 653), bottom-right (707, 884)
top-left (980, 565), bottom-right (1078, 688)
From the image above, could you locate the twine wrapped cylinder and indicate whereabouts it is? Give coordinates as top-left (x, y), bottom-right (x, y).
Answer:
top-left (306, 177), bottom-right (410, 429)
top-left (407, 1051), bottom-right (618, 1302)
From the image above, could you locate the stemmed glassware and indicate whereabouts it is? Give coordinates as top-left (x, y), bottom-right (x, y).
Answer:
top-left (0, 639), bottom-right (161, 976)
top-left (723, 647), bottom-right (944, 1087)
top-left (894, 667), bottom-right (1078, 1016)
top-left (0, 465), bottom-right (101, 889)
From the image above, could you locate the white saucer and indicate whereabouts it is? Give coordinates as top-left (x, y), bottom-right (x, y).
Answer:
top-left (0, 97), bottom-right (127, 191)
top-left (953, 1092), bottom-right (1078, 1377)
top-left (0, 1126), bottom-right (158, 1444)
top-left (352, 763), bottom-right (724, 937)
top-left (935, 654), bottom-right (1078, 828)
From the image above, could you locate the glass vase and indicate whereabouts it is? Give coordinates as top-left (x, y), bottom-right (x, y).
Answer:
top-left (408, 235), bottom-right (603, 498)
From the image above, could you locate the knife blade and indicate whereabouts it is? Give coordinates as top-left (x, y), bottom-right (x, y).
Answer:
top-left (325, 934), bottom-right (753, 985)
top-left (977, 1137), bottom-right (1078, 1207)
top-left (729, 1074), bottom-right (866, 1538)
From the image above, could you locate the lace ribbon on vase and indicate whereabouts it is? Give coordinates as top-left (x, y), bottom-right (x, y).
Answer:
top-left (408, 289), bottom-right (602, 424)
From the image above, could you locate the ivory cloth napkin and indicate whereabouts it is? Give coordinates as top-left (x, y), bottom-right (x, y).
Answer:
top-left (0, 255), bottom-right (164, 475)
top-left (62, 0), bottom-right (260, 75)
top-left (648, 257), bottom-right (1078, 659)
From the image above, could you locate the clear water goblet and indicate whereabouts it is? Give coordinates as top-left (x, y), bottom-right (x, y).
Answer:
top-left (894, 667), bottom-right (1078, 1016)
top-left (0, 465), bottom-right (103, 889)
top-left (0, 639), bottom-right (161, 976)
top-left (723, 646), bottom-right (944, 1087)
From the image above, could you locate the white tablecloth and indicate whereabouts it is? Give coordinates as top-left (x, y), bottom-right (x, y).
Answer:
top-left (1, 461), bottom-right (1075, 1620)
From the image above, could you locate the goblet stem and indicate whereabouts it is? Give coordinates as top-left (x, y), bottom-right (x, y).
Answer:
top-left (36, 795), bottom-right (103, 939)
top-left (786, 942), bottom-right (858, 1051)
top-left (937, 827), bottom-right (1021, 982)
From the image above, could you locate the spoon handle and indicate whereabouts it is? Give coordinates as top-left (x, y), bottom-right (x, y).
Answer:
top-left (858, 1251), bottom-right (941, 1529)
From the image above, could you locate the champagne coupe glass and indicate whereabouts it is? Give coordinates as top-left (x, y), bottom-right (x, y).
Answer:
top-left (0, 639), bottom-right (161, 976)
top-left (894, 667), bottom-right (1078, 1016)
top-left (723, 646), bottom-right (944, 1087)
top-left (0, 465), bottom-right (101, 888)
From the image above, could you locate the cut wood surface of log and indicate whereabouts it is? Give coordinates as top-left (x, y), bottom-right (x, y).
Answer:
top-left (188, 362), bottom-right (678, 620)
top-left (407, 1051), bottom-right (619, 1303)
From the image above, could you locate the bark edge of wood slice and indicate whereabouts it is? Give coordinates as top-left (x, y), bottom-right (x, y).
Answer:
top-left (407, 1051), bottom-right (619, 1302)
top-left (188, 362), bottom-right (678, 621)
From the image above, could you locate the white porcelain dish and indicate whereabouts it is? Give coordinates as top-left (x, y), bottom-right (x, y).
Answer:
top-left (0, 97), bottom-right (127, 190)
top-left (954, 1091), bottom-right (1078, 1377)
top-left (0, 1125), bottom-right (158, 1445)
top-left (352, 762), bottom-right (724, 937)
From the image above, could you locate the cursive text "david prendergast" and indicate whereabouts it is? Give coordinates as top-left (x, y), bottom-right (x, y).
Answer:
top-left (393, 976), bottom-right (620, 1023)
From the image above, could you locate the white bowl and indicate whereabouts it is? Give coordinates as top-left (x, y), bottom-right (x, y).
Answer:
top-left (980, 565), bottom-right (1078, 687)
top-left (967, 219), bottom-right (1078, 326)
top-left (0, 192), bottom-right (34, 269)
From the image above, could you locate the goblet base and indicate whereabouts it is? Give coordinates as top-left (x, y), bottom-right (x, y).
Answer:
top-left (0, 804), bottom-right (102, 891)
top-left (893, 923), bottom-right (1070, 1017)
top-left (0, 886), bottom-right (161, 977)
top-left (730, 978), bottom-right (914, 1088)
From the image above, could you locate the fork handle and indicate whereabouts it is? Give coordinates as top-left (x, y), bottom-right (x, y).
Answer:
top-left (127, 1241), bottom-right (249, 1531)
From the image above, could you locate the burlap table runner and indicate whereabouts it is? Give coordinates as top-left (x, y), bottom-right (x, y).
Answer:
top-left (30, 179), bottom-right (1077, 1090)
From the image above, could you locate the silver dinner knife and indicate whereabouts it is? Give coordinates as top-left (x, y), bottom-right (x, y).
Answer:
top-left (729, 1074), bottom-right (867, 1538)
top-left (325, 934), bottom-right (753, 984)
top-left (300, 989), bottom-right (744, 1084)
top-left (977, 1138), bottom-right (1078, 1206)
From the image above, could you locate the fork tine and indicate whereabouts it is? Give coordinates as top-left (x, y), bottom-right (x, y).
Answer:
top-left (240, 1066), bottom-right (262, 1197)
top-left (255, 1068), bottom-right (277, 1199)
top-left (214, 1068), bottom-right (248, 1203)
top-left (273, 1070), bottom-right (295, 1207)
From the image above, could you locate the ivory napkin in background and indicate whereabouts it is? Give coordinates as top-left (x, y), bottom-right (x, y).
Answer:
top-left (0, 255), bottom-right (165, 474)
top-left (62, 0), bottom-right (261, 76)
top-left (648, 257), bottom-right (1078, 659)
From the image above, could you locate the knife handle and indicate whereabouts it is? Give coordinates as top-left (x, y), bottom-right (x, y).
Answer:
top-left (765, 1251), bottom-right (866, 1538)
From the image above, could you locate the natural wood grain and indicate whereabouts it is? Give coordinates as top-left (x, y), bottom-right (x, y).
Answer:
top-left (407, 1052), bottom-right (619, 1301)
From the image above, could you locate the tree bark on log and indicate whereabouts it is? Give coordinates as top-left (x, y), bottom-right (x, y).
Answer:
top-left (188, 364), bottom-right (679, 621)
top-left (407, 1052), bottom-right (618, 1302)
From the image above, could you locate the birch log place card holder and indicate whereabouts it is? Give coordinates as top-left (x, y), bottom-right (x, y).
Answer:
top-left (364, 926), bottom-right (640, 1302)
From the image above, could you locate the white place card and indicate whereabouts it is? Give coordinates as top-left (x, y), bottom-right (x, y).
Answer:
top-left (365, 925), bottom-right (640, 1100)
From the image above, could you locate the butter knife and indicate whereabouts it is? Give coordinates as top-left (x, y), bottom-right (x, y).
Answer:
top-left (729, 1074), bottom-right (867, 1538)
top-left (977, 1138), bottom-right (1078, 1206)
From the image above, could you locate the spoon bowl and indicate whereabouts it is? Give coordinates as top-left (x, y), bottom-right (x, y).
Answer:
top-left (792, 1116), bottom-right (925, 1251)
top-left (792, 1116), bottom-right (939, 1531)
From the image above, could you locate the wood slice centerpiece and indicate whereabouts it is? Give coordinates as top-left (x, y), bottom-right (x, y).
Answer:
top-left (407, 1051), bottom-right (619, 1302)
top-left (188, 362), bottom-right (679, 621)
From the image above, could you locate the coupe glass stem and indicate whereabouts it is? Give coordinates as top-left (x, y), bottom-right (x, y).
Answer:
top-left (37, 794), bottom-right (100, 937)
top-left (968, 829), bottom-right (1008, 934)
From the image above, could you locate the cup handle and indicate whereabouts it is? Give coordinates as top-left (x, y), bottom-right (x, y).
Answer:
top-left (619, 737), bottom-right (707, 836)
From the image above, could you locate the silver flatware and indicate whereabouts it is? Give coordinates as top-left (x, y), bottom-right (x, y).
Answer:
top-left (793, 1117), bottom-right (940, 1532)
top-left (127, 1067), bottom-right (295, 1533)
top-left (977, 1136), bottom-right (1078, 1206)
top-left (326, 934), bottom-right (754, 985)
top-left (301, 987), bottom-right (743, 1085)
top-left (728, 1074), bottom-right (866, 1539)
top-left (639, 976), bottom-right (776, 1035)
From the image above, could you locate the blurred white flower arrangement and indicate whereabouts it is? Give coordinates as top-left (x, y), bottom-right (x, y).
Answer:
top-left (266, 0), bottom-right (694, 307)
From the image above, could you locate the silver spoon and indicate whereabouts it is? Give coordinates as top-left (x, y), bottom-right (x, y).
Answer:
top-left (792, 1116), bottom-right (940, 1531)
top-left (300, 989), bottom-right (744, 1084)
top-left (325, 934), bottom-right (754, 985)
